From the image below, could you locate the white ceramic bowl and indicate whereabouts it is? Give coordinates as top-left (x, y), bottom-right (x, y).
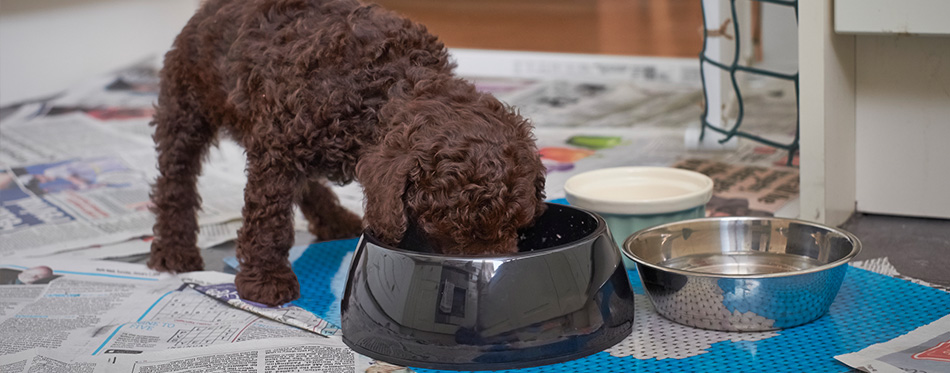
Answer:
top-left (565, 167), bottom-right (714, 268)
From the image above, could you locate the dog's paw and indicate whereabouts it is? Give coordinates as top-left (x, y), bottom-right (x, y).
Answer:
top-left (147, 241), bottom-right (204, 273)
top-left (235, 268), bottom-right (300, 307)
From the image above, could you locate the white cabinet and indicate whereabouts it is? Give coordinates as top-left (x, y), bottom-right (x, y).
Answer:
top-left (799, 0), bottom-right (950, 224)
top-left (836, 0), bottom-right (950, 36)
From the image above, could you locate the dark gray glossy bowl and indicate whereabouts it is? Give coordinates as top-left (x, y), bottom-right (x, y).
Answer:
top-left (341, 203), bottom-right (635, 370)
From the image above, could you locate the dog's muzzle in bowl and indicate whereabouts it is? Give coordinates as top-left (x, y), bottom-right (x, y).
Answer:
top-left (341, 202), bottom-right (635, 370)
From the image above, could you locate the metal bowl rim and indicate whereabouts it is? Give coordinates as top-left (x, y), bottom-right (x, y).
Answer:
top-left (621, 216), bottom-right (862, 279)
top-left (359, 202), bottom-right (610, 261)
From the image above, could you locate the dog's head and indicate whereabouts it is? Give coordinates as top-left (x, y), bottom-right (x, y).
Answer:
top-left (358, 87), bottom-right (546, 255)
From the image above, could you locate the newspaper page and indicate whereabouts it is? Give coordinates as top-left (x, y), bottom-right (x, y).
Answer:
top-left (836, 314), bottom-right (950, 373)
top-left (0, 61), bottom-right (363, 259)
top-left (0, 326), bottom-right (394, 373)
top-left (0, 349), bottom-right (101, 373)
top-left (475, 75), bottom-right (795, 136)
top-left (0, 258), bottom-right (175, 357)
top-left (51, 220), bottom-right (244, 260)
top-left (0, 259), bottom-right (330, 362)
top-left (192, 282), bottom-right (341, 337)
top-left (34, 56), bottom-right (163, 136)
top-left (0, 258), bottom-right (403, 372)
top-left (533, 127), bottom-right (797, 201)
top-left (673, 158), bottom-right (799, 217)
top-left (0, 114), bottom-right (154, 165)
top-left (0, 114), bottom-right (246, 258)
top-left (86, 337), bottom-right (397, 373)
top-left (0, 337), bottom-right (395, 373)
top-left (483, 79), bottom-right (703, 130)
top-left (0, 59), bottom-right (250, 259)
top-left (0, 155), bottom-right (163, 258)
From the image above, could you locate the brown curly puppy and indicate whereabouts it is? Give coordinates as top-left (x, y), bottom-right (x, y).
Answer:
top-left (148, 0), bottom-right (547, 306)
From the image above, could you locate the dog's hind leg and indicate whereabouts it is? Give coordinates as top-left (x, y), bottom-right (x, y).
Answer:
top-left (233, 153), bottom-right (302, 306)
top-left (147, 65), bottom-right (215, 273)
top-left (296, 179), bottom-right (363, 241)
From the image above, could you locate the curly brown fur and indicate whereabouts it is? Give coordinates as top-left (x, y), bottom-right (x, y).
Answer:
top-left (148, 0), bottom-right (546, 306)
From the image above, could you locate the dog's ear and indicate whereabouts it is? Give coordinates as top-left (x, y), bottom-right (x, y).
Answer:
top-left (356, 133), bottom-right (415, 246)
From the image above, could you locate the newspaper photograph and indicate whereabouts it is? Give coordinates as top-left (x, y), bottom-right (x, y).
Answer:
top-left (836, 314), bottom-right (950, 373)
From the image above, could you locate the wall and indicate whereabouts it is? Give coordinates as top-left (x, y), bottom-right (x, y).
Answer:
top-left (0, 0), bottom-right (199, 106)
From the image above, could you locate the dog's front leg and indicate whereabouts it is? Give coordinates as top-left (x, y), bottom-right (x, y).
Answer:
top-left (234, 153), bottom-right (301, 306)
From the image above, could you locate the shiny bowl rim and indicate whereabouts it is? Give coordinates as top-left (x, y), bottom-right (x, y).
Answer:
top-left (621, 216), bottom-right (862, 279)
top-left (359, 202), bottom-right (609, 260)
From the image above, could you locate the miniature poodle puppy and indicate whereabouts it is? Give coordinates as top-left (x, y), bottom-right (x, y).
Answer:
top-left (147, 0), bottom-right (547, 306)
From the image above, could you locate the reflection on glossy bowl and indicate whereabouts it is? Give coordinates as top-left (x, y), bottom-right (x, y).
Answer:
top-left (622, 217), bottom-right (861, 331)
top-left (340, 203), bottom-right (635, 371)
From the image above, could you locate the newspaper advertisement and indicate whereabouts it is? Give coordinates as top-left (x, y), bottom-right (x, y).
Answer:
top-left (673, 158), bottom-right (799, 217)
top-left (836, 314), bottom-right (950, 373)
top-left (0, 258), bottom-right (373, 371)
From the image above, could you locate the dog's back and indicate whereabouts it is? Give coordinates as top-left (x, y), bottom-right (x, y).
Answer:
top-left (160, 0), bottom-right (451, 171)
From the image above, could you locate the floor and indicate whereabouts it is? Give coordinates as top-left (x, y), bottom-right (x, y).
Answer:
top-left (842, 213), bottom-right (950, 288)
top-left (372, 0), bottom-right (705, 57)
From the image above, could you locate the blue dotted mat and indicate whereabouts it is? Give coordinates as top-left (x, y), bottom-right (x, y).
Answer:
top-left (291, 239), bottom-right (950, 372)
top-left (291, 237), bottom-right (359, 328)
top-left (289, 201), bottom-right (950, 372)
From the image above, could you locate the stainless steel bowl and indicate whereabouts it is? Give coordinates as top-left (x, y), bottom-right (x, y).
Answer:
top-left (622, 217), bottom-right (861, 331)
top-left (341, 203), bottom-right (635, 370)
